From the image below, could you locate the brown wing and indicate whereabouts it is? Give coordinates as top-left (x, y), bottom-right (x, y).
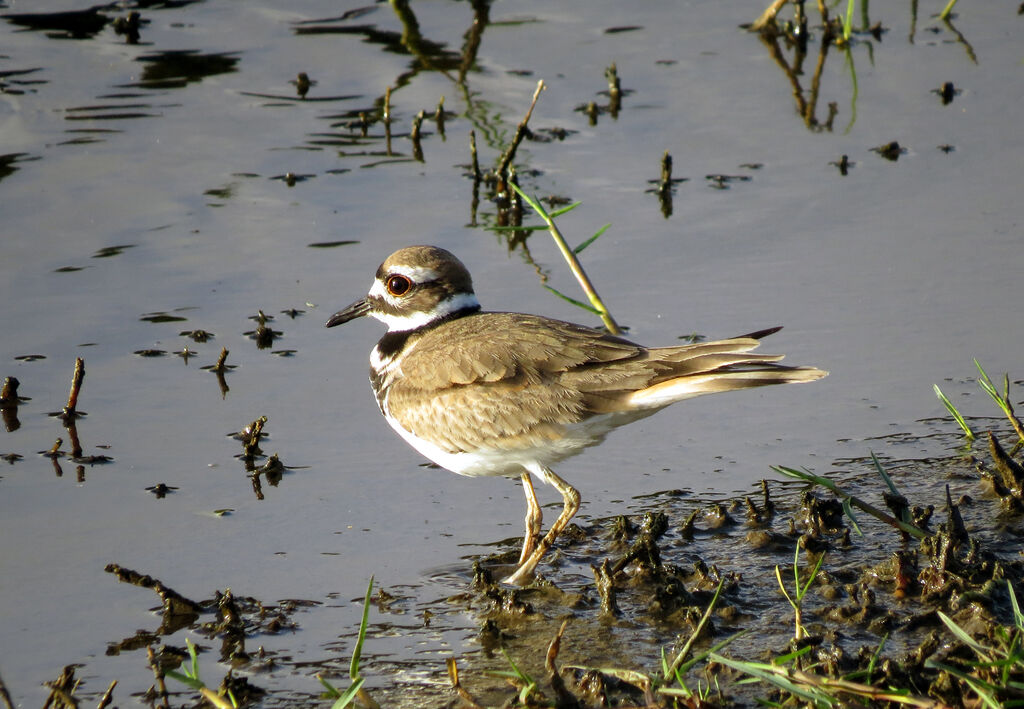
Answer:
top-left (385, 313), bottom-right (644, 453)
top-left (386, 313), bottom-right (823, 454)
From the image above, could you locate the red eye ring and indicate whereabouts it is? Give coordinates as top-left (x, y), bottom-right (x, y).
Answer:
top-left (386, 274), bottom-right (412, 296)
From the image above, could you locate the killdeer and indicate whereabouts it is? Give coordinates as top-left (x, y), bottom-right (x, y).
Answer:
top-left (327, 245), bottom-right (827, 585)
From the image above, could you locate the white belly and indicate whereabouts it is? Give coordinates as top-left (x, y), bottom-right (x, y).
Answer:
top-left (381, 407), bottom-right (660, 478)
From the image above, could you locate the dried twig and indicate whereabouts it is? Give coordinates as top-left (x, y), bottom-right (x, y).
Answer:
top-left (497, 80), bottom-right (545, 179)
top-left (62, 358), bottom-right (85, 421)
top-left (446, 658), bottom-right (485, 709)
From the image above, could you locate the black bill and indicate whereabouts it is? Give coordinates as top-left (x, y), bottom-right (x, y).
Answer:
top-left (325, 298), bottom-right (371, 327)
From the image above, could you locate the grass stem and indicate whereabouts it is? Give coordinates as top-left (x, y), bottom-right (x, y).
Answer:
top-left (771, 465), bottom-right (927, 539)
top-left (509, 183), bottom-right (621, 334)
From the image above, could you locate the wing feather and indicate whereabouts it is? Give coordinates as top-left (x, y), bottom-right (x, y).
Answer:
top-left (382, 313), bottom-right (825, 453)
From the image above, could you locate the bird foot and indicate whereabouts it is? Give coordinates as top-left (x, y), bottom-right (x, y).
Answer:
top-left (501, 563), bottom-right (535, 586)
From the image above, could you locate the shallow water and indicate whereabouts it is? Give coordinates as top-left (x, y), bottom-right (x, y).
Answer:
top-left (1, 0), bottom-right (1021, 705)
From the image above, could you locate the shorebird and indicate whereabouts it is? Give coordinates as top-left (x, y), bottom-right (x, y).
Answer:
top-left (327, 245), bottom-right (826, 585)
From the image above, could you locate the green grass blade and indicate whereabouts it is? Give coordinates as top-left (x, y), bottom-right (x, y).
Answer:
top-left (925, 660), bottom-right (1000, 708)
top-left (674, 630), bottom-right (747, 676)
top-left (709, 654), bottom-right (837, 707)
top-left (187, 637), bottom-right (200, 679)
top-left (870, 451), bottom-right (900, 497)
top-left (490, 224), bottom-right (548, 232)
top-left (840, 497), bottom-right (863, 536)
top-left (934, 384), bottom-right (975, 440)
top-left (771, 465), bottom-right (926, 539)
top-left (318, 674), bottom-right (341, 698)
top-left (499, 647), bottom-right (533, 685)
top-left (842, 0), bottom-right (854, 40)
top-left (574, 223), bottom-right (611, 254)
top-left (801, 551), bottom-right (825, 598)
top-left (509, 182), bottom-right (621, 334)
top-left (867, 633), bottom-right (887, 681)
top-left (936, 611), bottom-right (994, 660)
top-left (330, 676), bottom-right (365, 709)
top-left (1009, 580), bottom-right (1024, 629)
top-left (510, 183), bottom-right (549, 219)
top-left (350, 576), bottom-right (374, 681)
top-left (975, 360), bottom-right (1003, 406)
top-left (771, 466), bottom-right (841, 495)
top-left (548, 201), bottom-right (582, 218)
top-left (543, 285), bottom-right (601, 315)
top-left (164, 669), bottom-right (205, 691)
top-left (662, 577), bottom-right (726, 681)
top-left (772, 645), bottom-right (813, 665)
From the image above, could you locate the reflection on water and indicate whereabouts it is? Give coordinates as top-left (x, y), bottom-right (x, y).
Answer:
top-left (3, 6), bottom-right (112, 39)
top-left (133, 49), bottom-right (240, 89)
top-left (749, 1), bottom-right (978, 132)
top-left (0, 152), bottom-right (38, 184)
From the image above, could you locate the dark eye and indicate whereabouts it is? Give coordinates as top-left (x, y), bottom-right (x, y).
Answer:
top-left (386, 274), bottom-right (412, 296)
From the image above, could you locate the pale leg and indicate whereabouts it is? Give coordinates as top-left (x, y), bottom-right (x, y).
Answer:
top-left (503, 465), bottom-right (580, 586)
top-left (517, 471), bottom-right (543, 566)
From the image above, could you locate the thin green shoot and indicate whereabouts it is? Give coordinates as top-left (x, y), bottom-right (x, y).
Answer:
top-left (659, 629), bottom-right (746, 698)
top-left (165, 638), bottom-right (238, 709)
top-left (350, 575), bottom-right (374, 683)
top-left (574, 223), bottom-right (611, 254)
top-left (318, 575), bottom-right (375, 709)
top-left (842, 0), bottom-right (855, 41)
top-left (840, 496), bottom-right (863, 536)
top-left (487, 648), bottom-right (538, 704)
top-left (842, 634), bottom-right (889, 684)
top-left (509, 182), bottom-right (621, 335)
top-left (775, 543), bottom-right (824, 642)
top-left (924, 660), bottom-right (1001, 709)
top-left (1011, 579), bottom-right (1024, 629)
top-left (709, 653), bottom-right (835, 706)
top-left (870, 452), bottom-right (913, 526)
top-left (870, 451), bottom-right (900, 497)
top-left (771, 465), bottom-right (926, 539)
top-left (319, 676), bottom-right (365, 709)
top-left (543, 285), bottom-right (601, 315)
top-left (923, 581), bottom-right (1024, 708)
top-left (661, 576), bottom-right (727, 682)
top-left (934, 384), bottom-right (975, 441)
top-left (712, 652), bottom-right (942, 707)
top-left (547, 201), bottom-right (581, 219)
top-left (939, 0), bottom-right (959, 21)
top-left (164, 638), bottom-right (203, 690)
top-left (490, 223), bottom-right (547, 233)
top-left (658, 677), bottom-right (715, 701)
top-left (974, 360), bottom-right (1024, 443)
top-left (865, 634), bottom-right (888, 683)
top-left (770, 644), bottom-right (814, 667)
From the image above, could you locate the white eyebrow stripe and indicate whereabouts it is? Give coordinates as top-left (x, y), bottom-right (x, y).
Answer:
top-left (388, 265), bottom-right (440, 281)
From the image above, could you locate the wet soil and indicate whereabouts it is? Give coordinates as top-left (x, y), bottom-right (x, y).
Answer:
top-left (24, 422), bottom-right (1024, 707)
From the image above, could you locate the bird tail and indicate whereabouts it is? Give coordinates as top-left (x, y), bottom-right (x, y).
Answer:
top-left (626, 329), bottom-right (827, 409)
